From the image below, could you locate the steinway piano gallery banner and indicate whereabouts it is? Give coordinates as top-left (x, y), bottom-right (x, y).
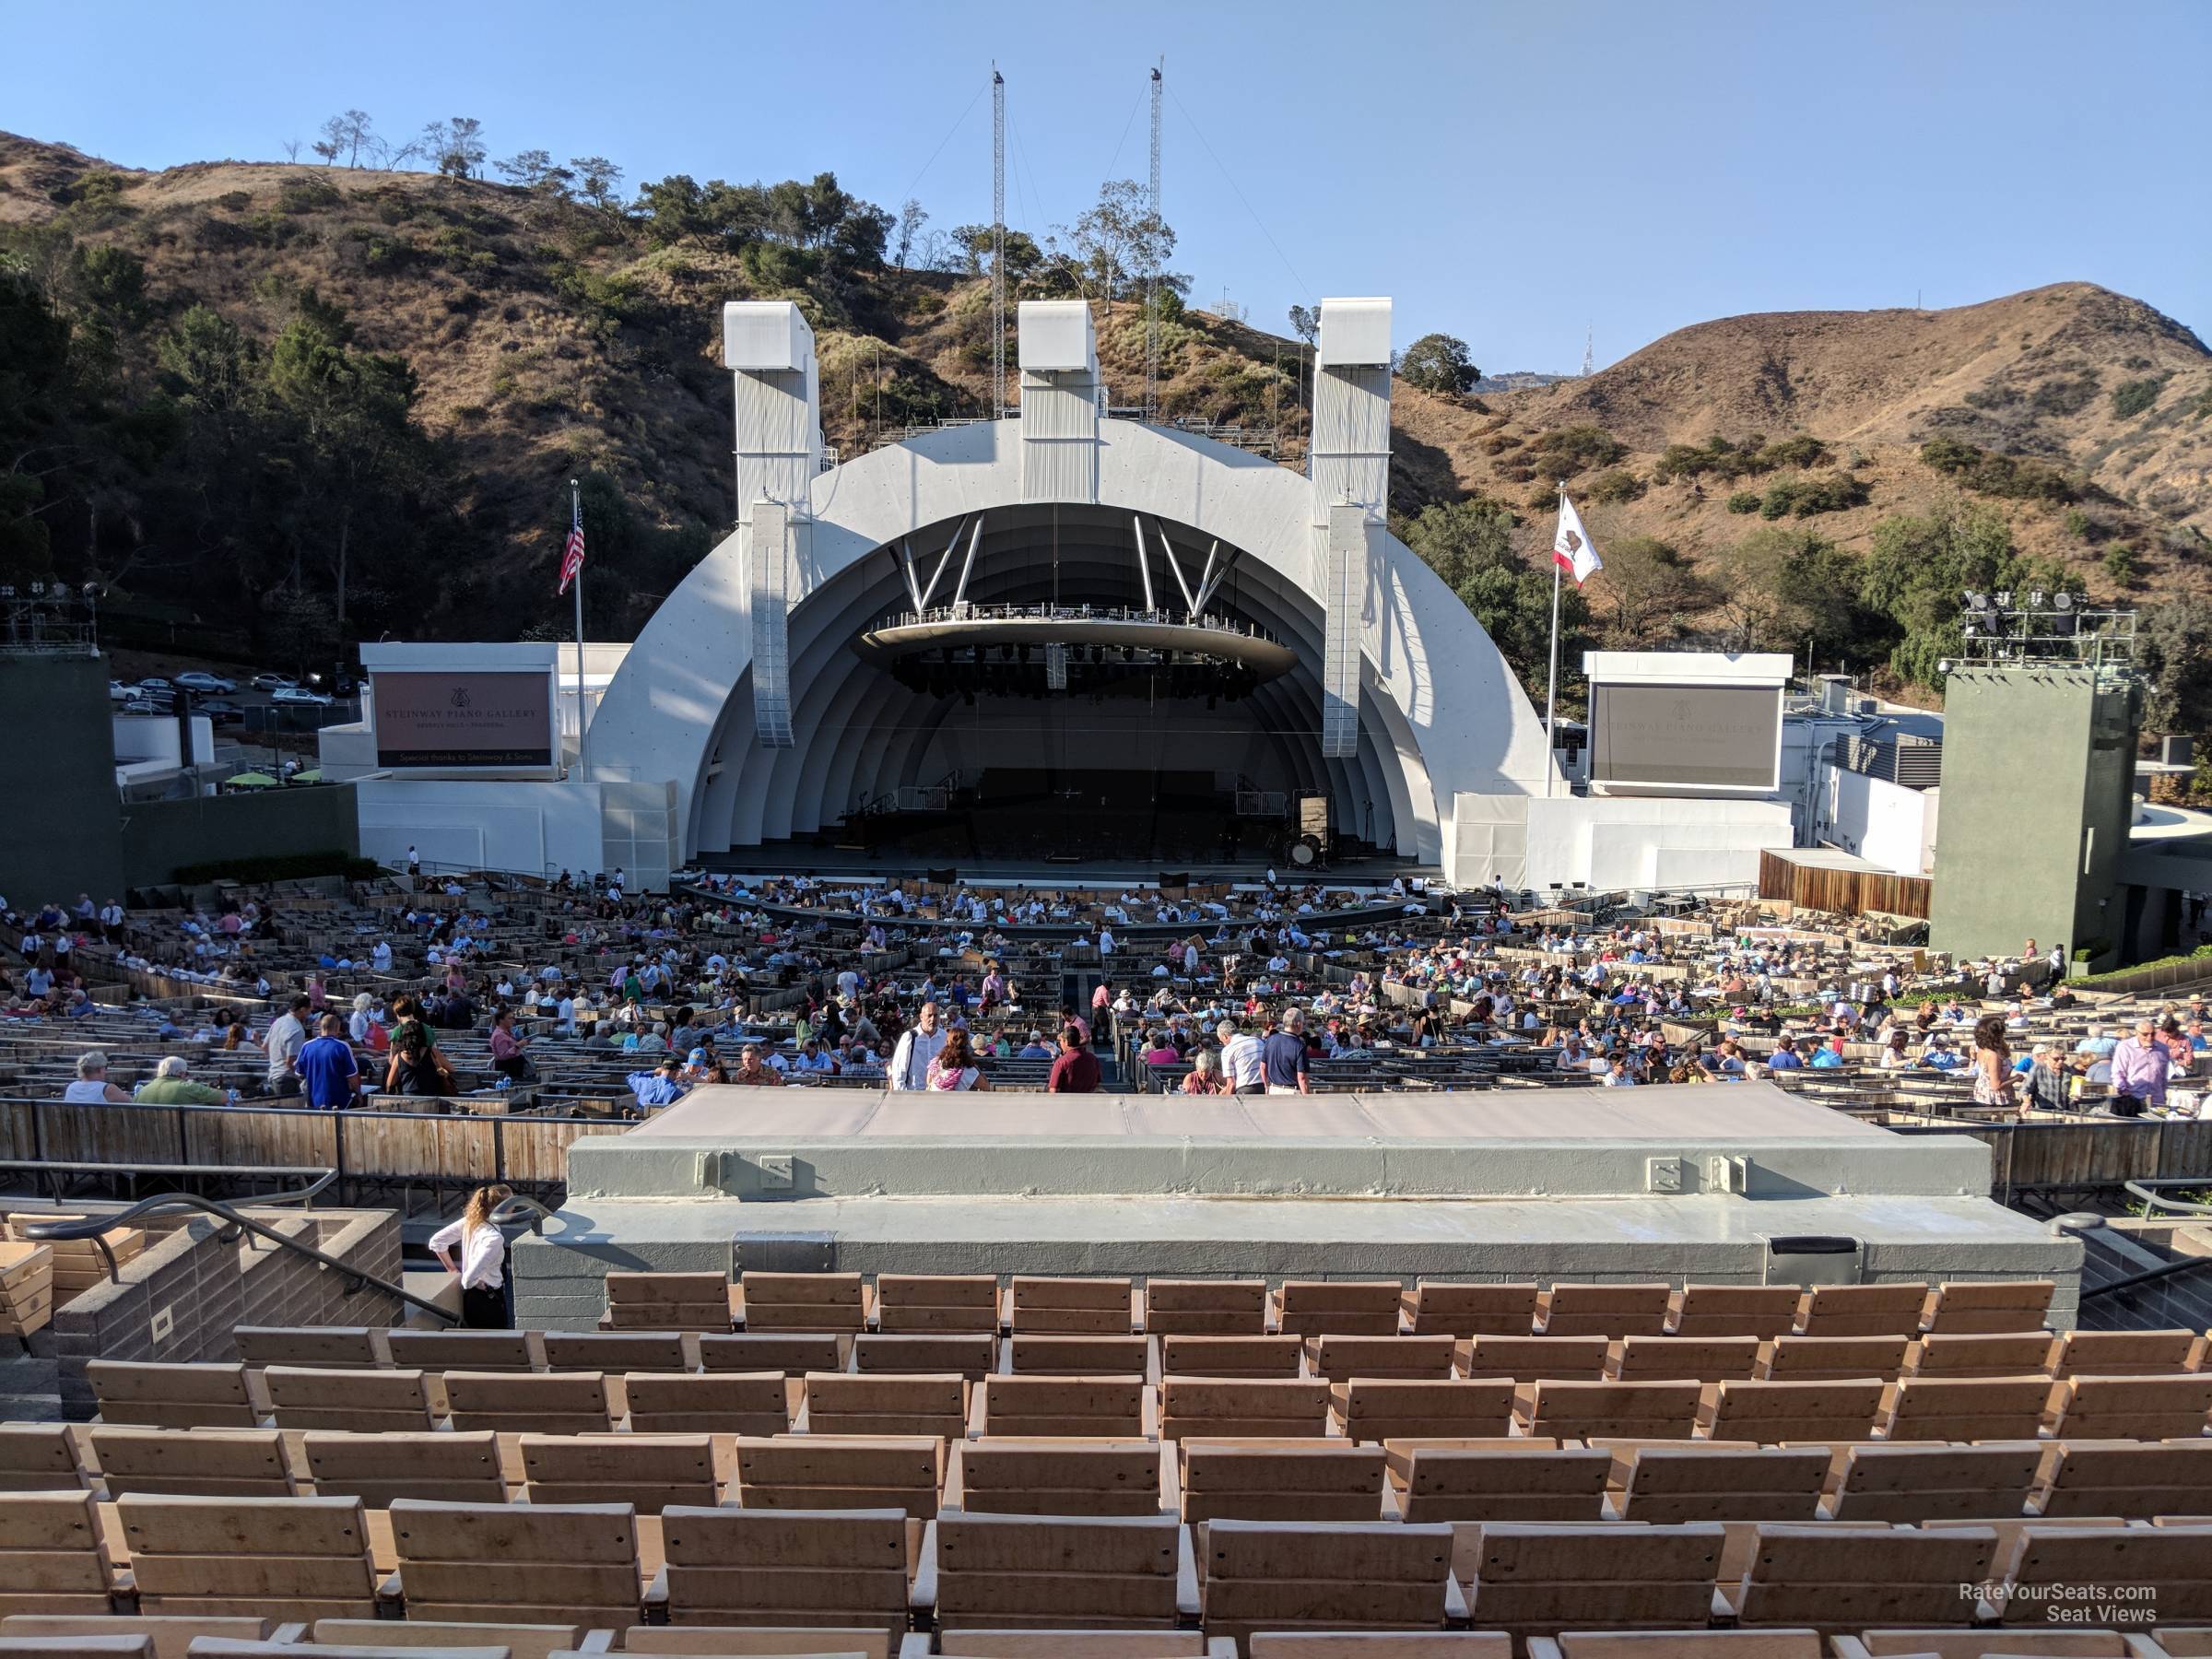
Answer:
top-left (372, 671), bottom-right (556, 769)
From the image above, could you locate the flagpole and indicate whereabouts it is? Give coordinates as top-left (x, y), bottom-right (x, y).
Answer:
top-left (1545, 484), bottom-right (1563, 799)
top-left (570, 478), bottom-right (589, 782)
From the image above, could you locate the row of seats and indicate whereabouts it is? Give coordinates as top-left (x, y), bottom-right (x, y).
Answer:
top-left (71, 1360), bottom-right (2212, 1444)
top-left (596, 1274), bottom-right (2066, 1341)
top-left (3, 1489), bottom-right (2208, 1641)
top-left (222, 1324), bottom-right (2212, 1385)
top-left (10, 1421), bottom-right (2212, 1524)
top-left (3, 1616), bottom-right (2206, 1659)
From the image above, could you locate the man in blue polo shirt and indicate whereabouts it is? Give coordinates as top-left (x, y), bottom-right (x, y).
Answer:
top-left (296, 1013), bottom-right (361, 1109)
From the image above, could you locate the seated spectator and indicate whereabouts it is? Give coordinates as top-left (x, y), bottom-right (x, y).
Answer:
top-left (732, 1043), bottom-right (785, 1087)
top-left (628, 1057), bottom-right (690, 1106)
top-left (135, 1055), bottom-right (229, 1105)
top-left (1181, 1047), bottom-right (1228, 1094)
top-left (61, 1050), bottom-right (130, 1104)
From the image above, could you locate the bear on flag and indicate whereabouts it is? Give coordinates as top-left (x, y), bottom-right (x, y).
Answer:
top-left (1552, 493), bottom-right (1602, 586)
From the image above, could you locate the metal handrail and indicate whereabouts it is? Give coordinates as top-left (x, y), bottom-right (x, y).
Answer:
top-left (15, 1171), bottom-right (462, 1324)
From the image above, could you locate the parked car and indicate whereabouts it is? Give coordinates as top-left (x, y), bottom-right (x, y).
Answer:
top-left (107, 679), bottom-right (134, 702)
top-left (135, 677), bottom-right (172, 692)
top-left (198, 699), bottom-right (244, 723)
top-left (173, 671), bottom-right (236, 694)
top-left (271, 686), bottom-right (335, 707)
top-left (251, 673), bottom-right (299, 692)
top-left (121, 691), bottom-right (173, 715)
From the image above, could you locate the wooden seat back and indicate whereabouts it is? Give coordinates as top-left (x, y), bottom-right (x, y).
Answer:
top-left (441, 1370), bottom-right (613, 1434)
top-left (938, 1512), bottom-right (1182, 1630)
top-left (1539, 1284), bottom-right (1668, 1338)
top-left (1829, 1441), bottom-right (2042, 1522)
top-left (1159, 1378), bottom-right (1332, 1441)
top-left (86, 1428), bottom-right (293, 1499)
top-left (740, 1272), bottom-right (866, 1333)
top-left (538, 1332), bottom-right (691, 1373)
top-left (1339, 1381), bottom-right (1515, 1444)
top-left (1612, 1336), bottom-right (1759, 1383)
top-left (1760, 1335), bottom-right (1909, 1383)
top-left (802, 1371), bottom-right (966, 1437)
top-left (0, 1490), bottom-right (116, 1616)
top-left (973, 1376), bottom-right (1147, 1439)
top-left (658, 1505), bottom-right (909, 1631)
top-left (735, 1435), bottom-right (941, 1517)
top-left (518, 1432), bottom-right (716, 1512)
top-left (1666, 1285), bottom-right (1800, 1340)
top-left (1006, 1276), bottom-right (1133, 1334)
top-left (2051, 1373), bottom-right (2212, 1440)
top-left (621, 1629), bottom-right (890, 1659)
top-left (1461, 1521), bottom-right (1722, 1630)
top-left (1005, 1335), bottom-right (1149, 1377)
top-left (604, 1270), bottom-right (729, 1333)
top-left (302, 1430), bottom-right (505, 1508)
top-left (1405, 1283), bottom-right (1538, 1337)
top-left (1703, 1380), bottom-right (1886, 1445)
top-left (0, 1426), bottom-right (86, 1494)
top-left (1180, 1441), bottom-right (1387, 1522)
top-left (1145, 1279), bottom-right (1267, 1335)
top-left (621, 1370), bottom-right (788, 1436)
top-left (1883, 1375), bottom-right (2052, 1441)
top-left (1922, 1279), bottom-right (2053, 1335)
top-left (1907, 1331), bottom-right (2055, 1379)
top-left (389, 1497), bottom-right (643, 1629)
top-left (262, 1366), bottom-right (436, 1433)
top-left (1609, 1444), bottom-right (1827, 1524)
top-left (1794, 1285), bottom-right (1925, 1339)
top-left (382, 1330), bottom-right (537, 1373)
top-left (853, 1334), bottom-right (997, 1380)
top-left (1547, 1637), bottom-right (1818, 1659)
top-left (1995, 1524), bottom-right (2212, 1624)
top-left (1274, 1281), bottom-right (1403, 1337)
top-left (84, 1362), bottom-right (256, 1430)
top-left (1200, 1518), bottom-right (1453, 1643)
top-left (1463, 1337), bottom-right (1608, 1382)
top-left (2035, 1438), bottom-right (2212, 1518)
top-left (1383, 1441), bottom-right (1608, 1524)
top-left (1311, 1336), bottom-right (1456, 1382)
top-left (2050, 1328), bottom-right (2203, 1377)
top-left (1525, 1381), bottom-right (1701, 1441)
top-left (0, 1634), bottom-right (154, 1659)
top-left (232, 1328), bottom-right (385, 1370)
top-left (1162, 1337), bottom-right (1305, 1379)
top-left (312, 1622), bottom-right (582, 1659)
top-left (1248, 1635), bottom-right (1509, 1659)
top-left (700, 1333), bottom-right (845, 1375)
top-left (118, 1492), bottom-right (378, 1619)
top-left (0, 1618), bottom-right (267, 1659)
top-left (952, 1439), bottom-right (1166, 1517)
top-left (1733, 1523), bottom-right (1996, 1628)
top-left (876, 1274), bottom-right (998, 1334)
top-left (1843, 1630), bottom-right (2134, 1657)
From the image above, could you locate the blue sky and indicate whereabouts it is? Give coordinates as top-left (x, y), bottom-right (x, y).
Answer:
top-left (13, 0), bottom-right (2207, 371)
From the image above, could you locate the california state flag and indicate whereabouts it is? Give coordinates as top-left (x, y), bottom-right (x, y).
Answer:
top-left (1553, 494), bottom-right (1602, 586)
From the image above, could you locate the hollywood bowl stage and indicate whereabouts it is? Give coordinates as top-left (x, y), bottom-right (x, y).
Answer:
top-left (511, 1081), bottom-right (2080, 1329)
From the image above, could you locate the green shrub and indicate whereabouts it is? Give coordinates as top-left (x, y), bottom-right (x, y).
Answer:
top-left (1756, 434), bottom-right (1828, 470)
top-left (276, 177), bottom-right (343, 215)
top-left (1727, 490), bottom-right (1760, 514)
top-left (2064, 507), bottom-right (2090, 539)
top-left (1524, 424), bottom-right (1625, 481)
top-left (214, 191), bottom-right (252, 213)
top-left (2103, 543), bottom-right (2139, 584)
top-left (2111, 376), bottom-right (2167, 418)
top-left (1918, 437), bottom-right (2077, 504)
top-left (1585, 467), bottom-right (1643, 504)
top-left (1759, 480), bottom-right (1800, 519)
top-left (2031, 373), bottom-right (2099, 416)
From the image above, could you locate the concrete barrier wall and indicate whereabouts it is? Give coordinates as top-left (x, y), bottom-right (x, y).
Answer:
top-left (119, 784), bottom-right (359, 883)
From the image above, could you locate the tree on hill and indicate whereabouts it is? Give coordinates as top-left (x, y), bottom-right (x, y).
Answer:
top-left (420, 118), bottom-right (488, 181)
top-left (1055, 180), bottom-right (1180, 313)
top-left (1398, 333), bottom-right (1478, 395)
top-left (1592, 535), bottom-right (1712, 645)
top-left (312, 110), bottom-right (375, 169)
top-left (1395, 498), bottom-right (1584, 688)
top-left (570, 157), bottom-right (625, 214)
top-left (1288, 305), bottom-right (1319, 346)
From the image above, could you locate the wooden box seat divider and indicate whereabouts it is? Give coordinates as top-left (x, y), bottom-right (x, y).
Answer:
top-left (1461, 1523), bottom-right (1722, 1634)
top-left (1758, 1336), bottom-right (1909, 1384)
top-left (1603, 1442), bottom-right (1829, 1524)
top-left (1700, 1380), bottom-right (1886, 1445)
top-left (1462, 1338), bottom-right (1608, 1384)
top-left (382, 1331), bottom-right (539, 1374)
top-left (2050, 1329), bottom-right (2204, 1378)
top-left (1610, 1337), bottom-right (1759, 1384)
top-left (312, 1621), bottom-right (591, 1659)
top-left (1793, 1286), bottom-right (1926, 1340)
top-left (2049, 1373), bottom-right (2212, 1440)
top-left (1905, 1331), bottom-right (2057, 1380)
top-left (2030, 1438), bottom-right (2212, 1518)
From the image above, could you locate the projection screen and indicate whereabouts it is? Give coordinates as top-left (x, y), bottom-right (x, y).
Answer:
top-left (372, 670), bottom-right (556, 770)
top-left (1589, 682), bottom-right (1783, 791)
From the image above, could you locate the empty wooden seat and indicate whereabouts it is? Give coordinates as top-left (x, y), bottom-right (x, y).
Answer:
top-left (1404, 1283), bottom-right (1538, 1338)
top-left (625, 1629), bottom-right (891, 1659)
top-left (933, 1512), bottom-right (1184, 1631)
top-left (303, 1430), bottom-right (505, 1507)
top-left (1881, 1375), bottom-right (2051, 1441)
top-left (802, 1372), bottom-right (966, 1437)
top-left (623, 1371), bottom-right (790, 1436)
top-left (519, 1432), bottom-right (716, 1512)
top-left (1538, 1285), bottom-right (1668, 1339)
top-left (1531, 1636), bottom-right (1818, 1659)
top-left (1608, 1444), bottom-right (1827, 1524)
top-left (948, 1439), bottom-right (1170, 1517)
top-left (1907, 1331), bottom-right (2055, 1379)
top-left (1921, 1279), bottom-right (2053, 1335)
top-left (389, 1497), bottom-right (644, 1629)
top-left (1463, 1522), bottom-right (1720, 1632)
top-left (1310, 1336), bottom-right (1456, 1383)
top-left (877, 1275), bottom-right (998, 1334)
top-left (855, 1335), bottom-right (998, 1381)
top-left (1701, 1380), bottom-right (1886, 1444)
top-left (312, 1622), bottom-right (583, 1659)
top-left (1794, 1285), bottom-right (1925, 1339)
top-left (1274, 1281), bottom-right (1403, 1337)
top-left (262, 1366), bottom-right (436, 1433)
top-left (85, 1362), bottom-right (257, 1430)
top-left (0, 1618), bottom-right (268, 1659)
top-left (232, 1328), bottom-right (386, 1370)
top-left (442, 1370), bottom-right (614, 1434)
top-left (1145, 1280), bottom-right (1267, 1336)
top-left (1338, 1381), bottom-right (1515, 1444)
top-left (1200, 1518), bottom-right (1455, 1644)
top-left (1612, 1336), bottom-right (1759, 1383)
top-left (736, 1435), bottom-right (942, 1516)
top-left (2051, 1373), bottom-right (2212, 1439)
top-left (659, 1505), bottom-right (909, 1632)
top-left (383, 1329), bottom-right (537, 1372)
top-left (2032, 1438), bottom-right (2212, 1517)
top-left (1162, 1337), bottom-right (1305, 1379)
top-left (1006, 1277), bottom-right (1135, 1334)
top-left (740, 1273), bottom-right (866, 1334)
top-left (2051, 1328), bottom-right (2203, 1377)
top-left (606, 1270), bottom-right (731, 1333)
top-left (1759, 1335), bottom-right (1909, 1383)
top-left (1159, 1378), bottom-right (1332, 1441)
top-left (0, 1426), bottom-right (87, 1494)
top-left (938, 1635), bottom-right (1221, 1659)
top-left (0, 1491), bottom-right (117, 1615)
top-left (701, 1334), bottom-right (847, 1375)
top-left (1382, 1442), bottom-right (1608, 1524)
top-left (1665, 1285), bottom-right (1801, 1340)
top-left (1994, 1524), bottom-right (2212, 1624)
top-left (1829, 1441), bottom-right (2043, 1522)
top-left (1463, 1337), bottom-right (1608, 1383)
top-left (539, 1331), bottom-right (692, 1373)
top-left (1004, 1335), bottom-right (1151, 1378)
top-left (0, 1634), bottom-right (153, 1659)
top-left (970, 1376), bottom-right (1149, 1439)
top-left (118, 1492), bottom-right (378, 1618)
top-left (1830, 1630), bottom-right (2139, 1658)
top-left (87, 1428), bottom-right (294, 1499)
top-left (1180, 1442), bottom-right (1387, 1522)
top-left (1733, 1523), bottom-right (1997, 1628)
top-left (1525, 1381), bottom-right (1700, 1441)
top-left (185, 1642), bottom-right (506, 1659)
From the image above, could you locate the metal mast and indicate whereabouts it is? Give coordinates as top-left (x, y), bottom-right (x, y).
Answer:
top-left (1581, 323), bottom-right (1594, 379)
top-left (1145, 62), bottom-right (1162, 418)
top-left (991, 66), bottom-right (1006, 421)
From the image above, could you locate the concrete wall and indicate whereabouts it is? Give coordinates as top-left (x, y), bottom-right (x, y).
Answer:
top-left (0, 653), bottom-right (123, 902)
top-left (354, 775), bottom-right (606, 879)
top-left (1818, 763), bottom-right (1937, 876)
top-left (119, 784), bottom-right (359, 883)
top-left (1930, 667), bottom-right (2141, 961)
top-left (1446, 792), bottom-right (1794, 891)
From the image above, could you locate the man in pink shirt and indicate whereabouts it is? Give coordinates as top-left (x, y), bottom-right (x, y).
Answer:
top-left (2110, 1018), bottom-right (2170, 1116)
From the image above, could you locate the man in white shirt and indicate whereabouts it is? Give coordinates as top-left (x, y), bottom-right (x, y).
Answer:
top-left (264, 995), bottom-right (312, 1095)
top-left (1217, 1018), bottom-right (1265, 1095)
top-left (888, 1000), bottom-right (947, 1090)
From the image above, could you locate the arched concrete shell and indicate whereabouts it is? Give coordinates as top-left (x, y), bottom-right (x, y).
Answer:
top-left (588, 418), bottom-right (1558, 861)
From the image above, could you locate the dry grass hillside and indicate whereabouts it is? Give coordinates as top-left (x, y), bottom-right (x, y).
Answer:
top-left (5, 131), bottom-right (2207, 636)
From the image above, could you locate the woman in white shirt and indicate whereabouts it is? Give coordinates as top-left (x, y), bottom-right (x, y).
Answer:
top-left (429, 1182), bottom-right (514, 1328)
top-left (61, 1052), bottom-right (130, 1104)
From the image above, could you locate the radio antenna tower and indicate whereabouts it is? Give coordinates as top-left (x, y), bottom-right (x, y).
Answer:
top-left (1145, 60), bottom-right (1163, 418)
top-left (1581, 323), bottom-right (1594, 379)
top-left (991, 66), bottom-right (1006, 421)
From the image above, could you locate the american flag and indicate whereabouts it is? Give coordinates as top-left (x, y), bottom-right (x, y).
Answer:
top-left (558, 496), bottom-right (586, 595)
